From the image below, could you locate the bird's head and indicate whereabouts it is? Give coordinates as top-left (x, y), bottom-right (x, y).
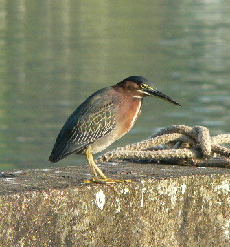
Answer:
top-left (116, 76), bottom-right (181, 106)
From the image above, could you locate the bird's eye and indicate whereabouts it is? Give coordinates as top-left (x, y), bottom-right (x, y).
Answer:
top-left (141, 83), bottom-right (153, 90)
top-left (140, 83), bottom-right (146, 89)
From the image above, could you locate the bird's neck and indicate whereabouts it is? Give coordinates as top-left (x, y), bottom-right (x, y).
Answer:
top-left (114, 88), bottom-right (143, 135)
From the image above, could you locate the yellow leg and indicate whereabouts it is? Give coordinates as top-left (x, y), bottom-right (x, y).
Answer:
top-left (86, 146), bottom-right (107, 181)
top-left (84, 146), bottom-right (131, 184)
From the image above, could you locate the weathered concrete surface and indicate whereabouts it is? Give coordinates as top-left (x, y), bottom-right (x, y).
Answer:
top-left (0, 162), bottom-right (230, 246)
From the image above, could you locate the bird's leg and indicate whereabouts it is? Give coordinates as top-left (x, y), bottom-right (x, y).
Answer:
top-left (86, 146), bottom-right (107, 182)
top-left (84, 146), bottom-right (131, 184)
top-left (88, 160), bottom-right (100, 181)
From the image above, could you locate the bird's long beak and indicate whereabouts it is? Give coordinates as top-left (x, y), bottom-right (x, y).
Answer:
top-left (144, 87), bottom-right (182, 107)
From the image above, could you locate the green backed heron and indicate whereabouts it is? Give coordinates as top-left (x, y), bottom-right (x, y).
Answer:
top-left (49, 76), bottom-right (181, 183)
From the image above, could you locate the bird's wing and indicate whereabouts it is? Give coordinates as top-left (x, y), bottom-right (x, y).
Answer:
top-left (49, 91), bottom-right (117, 162)
top-left (69, 101), bottom-right (116, 145)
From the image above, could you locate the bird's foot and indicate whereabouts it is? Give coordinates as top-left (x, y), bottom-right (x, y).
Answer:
top-left (84, 177), bottom-right (132, 184)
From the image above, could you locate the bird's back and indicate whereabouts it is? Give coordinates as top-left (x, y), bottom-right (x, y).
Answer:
top-left (49, 87), bottom-right (117, 163)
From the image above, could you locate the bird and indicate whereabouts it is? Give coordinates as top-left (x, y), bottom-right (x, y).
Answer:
top-left (49, 76), bottom-right (181, 183)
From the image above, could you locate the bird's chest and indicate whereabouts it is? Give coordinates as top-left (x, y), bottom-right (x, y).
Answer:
top-left (90, 96), bottom-right (142, 154)
top-left (116, 97), bottom-right (142, 135)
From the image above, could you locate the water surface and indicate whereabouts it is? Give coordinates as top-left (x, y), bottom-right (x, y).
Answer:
top-left (0, 0), bottom-right (230, 170)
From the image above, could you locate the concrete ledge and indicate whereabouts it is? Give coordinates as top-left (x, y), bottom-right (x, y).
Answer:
top-left (0, 163), bottom-right (230, 246)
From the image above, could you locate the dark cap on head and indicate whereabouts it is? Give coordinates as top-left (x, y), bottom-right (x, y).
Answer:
top-left (122, 76), bottom-right (149, 85)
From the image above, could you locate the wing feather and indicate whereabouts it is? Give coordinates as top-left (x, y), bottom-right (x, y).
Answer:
top-left (49, 88), bottom-right (117, 162)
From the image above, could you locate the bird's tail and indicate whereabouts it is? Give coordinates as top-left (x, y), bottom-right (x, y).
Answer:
top-left (49, 140), bottom-right (84, 163)
top-left (49, 142), bottom-right (73, 163)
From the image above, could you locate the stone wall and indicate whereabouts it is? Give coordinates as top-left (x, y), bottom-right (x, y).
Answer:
top-left (0, 163), bottom-right (230, 246)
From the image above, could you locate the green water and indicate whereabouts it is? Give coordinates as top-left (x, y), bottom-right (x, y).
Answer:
top-left (0, 0), bottom-right (230, 170)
